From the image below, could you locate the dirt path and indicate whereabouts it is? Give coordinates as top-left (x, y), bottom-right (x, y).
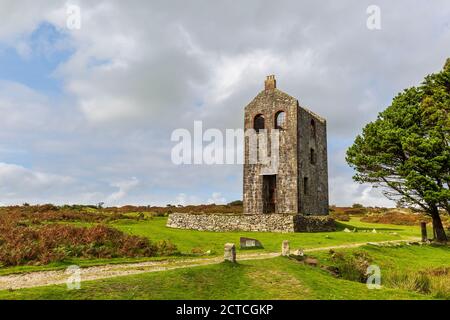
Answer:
top-left (0, 239), bottom-right (418, 290)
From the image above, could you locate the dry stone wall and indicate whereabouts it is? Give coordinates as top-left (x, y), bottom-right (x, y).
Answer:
top-left (167, 213), bottom-right (335, 233)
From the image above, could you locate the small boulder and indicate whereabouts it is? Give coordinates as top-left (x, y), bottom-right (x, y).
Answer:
top-left (304, 257), bottom-right (319, 267)
top-left (292, 249), bottom-right (304, 256)
top-left (240, 237), bottom-right (263, 249)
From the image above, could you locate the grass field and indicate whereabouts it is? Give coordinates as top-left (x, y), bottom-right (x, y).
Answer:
top-left (110, 216), bottom-right (420, 254)
top-left (1, 244), bottom-right (448, 300)
top-left (0, 216), bottom-right (421, 276)
top-left (0, 215), bottom-right (447, 300)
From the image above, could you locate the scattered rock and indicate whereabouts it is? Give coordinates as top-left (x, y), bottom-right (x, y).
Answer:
top-left (372, 229), bottom-right (377, 233)
top-left (304, 257), bottom-right (319, 267)
top-left (352, 228), bottom-right (358, 233)
top-left (344, 228), bottom-right (351, 233)
top-left (292, 249), bottom-right (304, 256)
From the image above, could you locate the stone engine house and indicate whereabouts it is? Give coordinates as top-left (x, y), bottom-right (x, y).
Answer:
top-left (243, 75), bottom-right (329, 215)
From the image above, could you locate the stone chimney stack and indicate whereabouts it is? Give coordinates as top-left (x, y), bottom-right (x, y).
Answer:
top-left (264, 75), bottom-right (276, 91)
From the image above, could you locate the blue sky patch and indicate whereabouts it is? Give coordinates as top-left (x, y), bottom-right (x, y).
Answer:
top-left (0, 22), bottom-right (73, 95)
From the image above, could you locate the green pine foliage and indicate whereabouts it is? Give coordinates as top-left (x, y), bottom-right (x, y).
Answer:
top-left (347, 60), bottom-right (450, 241)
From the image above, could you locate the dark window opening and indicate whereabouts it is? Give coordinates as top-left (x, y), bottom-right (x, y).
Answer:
top-left (310, 119), bottom-right (316, 139)
top-left (303, 177), bottom-right (309, 195)
top-left (310, 148), bottom-right (316, 165)
top-left (274, 111), bottom-right (286, 129)
top-left (263, 175), bottom-right (276, 213)
top-left (254, 114), bottom-right (265, 133)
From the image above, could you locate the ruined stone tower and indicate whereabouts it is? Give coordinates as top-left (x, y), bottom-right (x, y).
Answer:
top-left (243, 75), bottom-right (329, 215)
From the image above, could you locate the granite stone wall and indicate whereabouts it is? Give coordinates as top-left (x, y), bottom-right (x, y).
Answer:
top-left (167, 213), bottom-right (336, 233)
top-left (243, 86), bottom-right (299, 214)
top-left (297, 107), bottom-right (329, 215)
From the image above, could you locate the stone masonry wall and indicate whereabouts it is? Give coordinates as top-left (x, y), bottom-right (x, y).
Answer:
top-left (297, 106), bottom-right (329, 215)
top-left (243, 76), bottom-right (329, 216)
top-left (167, 213), bottom-right (336, 233)
top-left (243, 88), bottom-right (299, 214)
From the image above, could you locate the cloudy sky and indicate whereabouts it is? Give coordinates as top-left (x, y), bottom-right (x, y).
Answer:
top-left (0, 0), bottom-right (449, 206)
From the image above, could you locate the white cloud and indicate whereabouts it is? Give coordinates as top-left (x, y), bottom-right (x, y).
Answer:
top-left (106, 177), bottom-right (140, 205)
top-left (329, 175), bottom-right (393, 207)
top-left (175, 193), bottom-right (203, 206)
top-left (0, 81), bottom-right (49, 130)
top-left (207, 192), bottom-right (227, 205)
top-left (0, 162), bottom-right (74, 199)
top-left (0, 0), bottom-right (449, 206)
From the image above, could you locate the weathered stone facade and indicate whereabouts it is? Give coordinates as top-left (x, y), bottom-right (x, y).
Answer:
top-left (243, 75), bottom-right (329, 215)
top-left (167, 213), bottom-right (335, 233)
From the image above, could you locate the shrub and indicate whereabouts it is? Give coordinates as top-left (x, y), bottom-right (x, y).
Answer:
top-left (385, 271), bottom-right (431, 294)
top-left (0, 205), bottom-right (135, 224)
top-left (0, 224), bottom-right (177, 266)
top-left (330, 212), bottom-right (350, 222)
top-left (190, 247), bottom-right (205, 255)
top-left (430, 275), bottom-right (450, 299)
top-left (329, 250), bottom-right (372, 282)
top-left (155, 240), bottom-right (179, 256)
top-left (361, 210), bottom-right (429, 226)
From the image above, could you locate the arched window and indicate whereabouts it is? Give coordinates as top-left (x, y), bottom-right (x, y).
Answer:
top-left (310, 119), bottom-right (316, 138)
top-left (274, 111), bottom-right (286, 129)
top-left (254, 114), bottom-right (265, 133)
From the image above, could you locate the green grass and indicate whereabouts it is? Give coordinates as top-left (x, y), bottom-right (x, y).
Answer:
top-left (315, 243), bottom-right (450, 271)
top-left (0, 216), bottom-right (421, 276)
top-left (110, 216), bottom-right (420, 255)
top-left (0, 256), bottom-right (430, 300)
top-left (314, 244), bottom-right (450, 299)
top-left (1, 241), bottom-right (447, 300)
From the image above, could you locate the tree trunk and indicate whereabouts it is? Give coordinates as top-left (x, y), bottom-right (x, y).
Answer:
top-left (430, 207), bottom-right (447, 242)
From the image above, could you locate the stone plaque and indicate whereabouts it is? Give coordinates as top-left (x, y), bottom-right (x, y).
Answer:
top-left (240, 237), bottom-right (263, 249)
